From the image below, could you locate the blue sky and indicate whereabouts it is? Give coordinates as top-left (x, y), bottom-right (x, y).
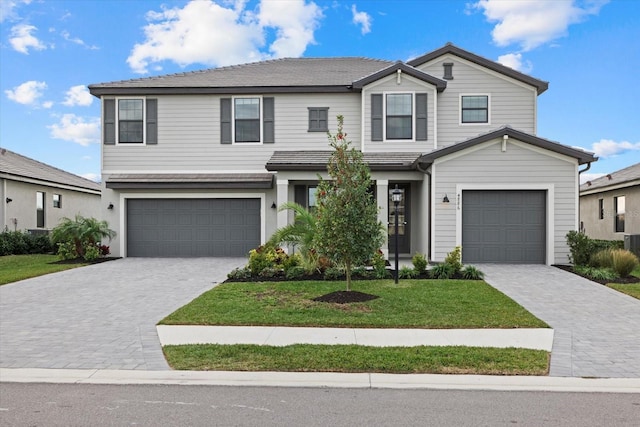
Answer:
top-left (1, 0), bottom-right (638, 183)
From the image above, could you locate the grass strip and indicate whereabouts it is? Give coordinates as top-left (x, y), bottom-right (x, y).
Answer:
top-left (164, 344), bottom-right (549, 375)
top-left (606, 283), bottom-right (640, 300)
top-left (160, 280), bottom-right (548, 329)
top-left (0, 254), bottom-right (88, 285)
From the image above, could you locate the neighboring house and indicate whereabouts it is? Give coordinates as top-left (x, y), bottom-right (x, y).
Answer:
top-left (580, 162), bottom-right (640, 241)
top-left (88, 43), bottom-right (596, 264)
top-left (0, 148), bottom-right (101, 233)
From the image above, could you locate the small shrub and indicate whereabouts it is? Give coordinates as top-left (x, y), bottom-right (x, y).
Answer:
top-left (98, 244), bottom-right (111, 256)
top-left (589, 249), bottom-right (613, 268)
top-left (431, 263), bottom-right (454, 279)
top-left (565, 230), bottom-right (593, 266)
top-left (351, 266), bottom-right (370, 279)
top-left (610, 249), bottom-right (639, 278)
top-left (461, 265), bottom-right (484, 280)
top-left (83, 244), bottom-right (100, 261)
top-left (411, 253), bottom-right (428, 273)
top-left (258, 267), bottom-right (282, 279)
top-left (399, 265), bottom-right (419, 279)
top-left (370, 251), bottom-right (388, 279)
top-left (324, 266), bottom-right (344, 280)
top-left (444, 246), bottom-right (462, 274)
top-left (0, 231), bottom-right (29, 255)
top-left (574, 265), bottom-right (618, 281)
top-left (248, 246), bottom-right (285, 275)
top-left (56, 241), bottom-right (77, 260)
top-left (282, 253), bottom-right (301, 273)
top-left (227, 267), bottom-right (252, 281)
top-left (285, 265), bottom-right (307, 280)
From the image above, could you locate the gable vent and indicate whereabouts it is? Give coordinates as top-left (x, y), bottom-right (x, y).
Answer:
top-left (443, 62), bottom-right (454, 80)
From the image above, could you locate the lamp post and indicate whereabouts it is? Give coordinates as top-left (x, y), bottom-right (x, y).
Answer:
top-left (391, 184), bottom-right (403, 284)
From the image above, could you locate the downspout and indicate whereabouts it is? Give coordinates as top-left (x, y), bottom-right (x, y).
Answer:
top-left (416, 161), bottom-right (432, 261)
top-left (577, 162), bottom-right (592, 232)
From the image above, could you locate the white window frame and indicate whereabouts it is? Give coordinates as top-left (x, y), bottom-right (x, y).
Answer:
top-left (459, 93), bottom-right (491, 126)
top-left (383, 91), bottom-right (415, 142)
top-left (115, 96), bottom-right (147, 145)
top-left (232, 95), bottom-right (263, 145)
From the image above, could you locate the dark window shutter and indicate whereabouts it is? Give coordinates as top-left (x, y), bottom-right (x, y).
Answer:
top-left (220, 98), bottom-right (232, 144)
top-left (371, 94), bottom-right (383, 141)
top-left (415, 93), bottom-right (428, 141)
top-left (146, 98), bottom-right (158, 145)
top-left (104, 99), bottom-right (115, 145)
top-left (263, 97), bottom-right (275, 143)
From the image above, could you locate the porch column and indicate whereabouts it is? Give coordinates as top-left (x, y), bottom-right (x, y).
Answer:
top-left (376, 179), bottom-right (389, 260)
top-left (276, 179), bottom-right (289, 247)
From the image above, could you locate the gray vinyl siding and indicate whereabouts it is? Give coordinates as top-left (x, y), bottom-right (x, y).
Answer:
top-left (362, 74), bottom-right (436, 152)
top-left (102, 93), bottom-right (360, 172)
top-left (431, 138), bottom-right (577, 265)
top-left (416, 55), bottom-right (537, 148)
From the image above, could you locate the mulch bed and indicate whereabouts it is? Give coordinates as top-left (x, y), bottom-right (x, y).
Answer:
top-left (553, 264), bottom-right (640, 285)
top-left (312, 290), bottom-right (380, 304)
top-left (49, 257), bottom-right (120, 265)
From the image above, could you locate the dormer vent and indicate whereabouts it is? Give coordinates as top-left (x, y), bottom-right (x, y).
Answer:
top-left (607, 174), bottom-right (612, 180)
top-left (443, 62), bottom-right (454, 80)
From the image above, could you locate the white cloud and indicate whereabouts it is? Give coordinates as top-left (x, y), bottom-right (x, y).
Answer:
top-left (127, 0), bottom-right (322, 74)
top-left (351, 4), bottom-right (372, 35)
top-left (60, 30), bottom-right (99, 50)
top-left (4, 80), bottom-right (50, 107)
top-left (62, 85), bottom-right (93, 107)
top-left (471, 0), bottom-right (609, 51)
top-left (497, 52), bottom-right (532, 73)
top-left (48, 114), bottom-right (100, 146)
top-left (580, 172), bottom-right (605, 185)
top-left (9, 23), bottom-right (46, 53)
top-left (590, 139), bottom-right (640, 158)
top-left (0, 0), bottom-right (31, 23)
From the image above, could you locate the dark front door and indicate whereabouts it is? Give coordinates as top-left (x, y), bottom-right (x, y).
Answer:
top-left (388, 184), bottom-right (410, 254)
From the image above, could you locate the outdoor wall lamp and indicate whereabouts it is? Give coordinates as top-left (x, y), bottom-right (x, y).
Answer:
top-left (107, 203), bottom-right (114, 210)
top-left (442, 194), bottom-right (450, 203)
top-left (391, 185), bottom-right (403, 285)
top-left (5, 197), bottom-right (12, 203)
top-left (271, 202), bottom-right (277, 209)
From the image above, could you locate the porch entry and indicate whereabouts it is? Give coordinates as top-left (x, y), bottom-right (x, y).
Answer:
top-left (388, 183), bottom-right (410, 254)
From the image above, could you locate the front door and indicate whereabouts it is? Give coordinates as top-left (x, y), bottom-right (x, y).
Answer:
top-left (388, 183), bottom-right (410, 254)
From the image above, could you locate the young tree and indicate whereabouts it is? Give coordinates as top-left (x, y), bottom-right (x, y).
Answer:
top-left (314, 115), bottom-right (385, 291)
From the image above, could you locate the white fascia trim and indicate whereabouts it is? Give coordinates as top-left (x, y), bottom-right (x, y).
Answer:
top-left (118, 192), bottom-right (266, 257)
top-left (231, 95), bottom-right (264, 146)
top-left (509, 140), bottom-right (580, 165)
top-left (433, 89), bottom-right (438, 150)
top-left (115, 96), bottom-right (147, 146)
top-left (430, 164), bottom-right (436, 262)
top-left (459, 93), bottom-right (491, 126)
top-left (580, 180), bottom-right (640, 196)
top-left (102, 169), bottom-right (273, 175)
top-left (455, 183), bottom-right (555, 265)
top-left (0, 175), bottom-right (100, 195)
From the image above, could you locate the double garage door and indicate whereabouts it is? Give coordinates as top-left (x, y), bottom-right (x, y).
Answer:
top-left (462, 190), bottom-right (546, 264)
top-left (127, 199), bottom-right (260, 257)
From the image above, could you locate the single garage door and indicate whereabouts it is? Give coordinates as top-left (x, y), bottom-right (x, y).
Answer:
top-left (462, 190), bottom-right (546, 264)
top-left (127, 198), bottom-right (260, 257)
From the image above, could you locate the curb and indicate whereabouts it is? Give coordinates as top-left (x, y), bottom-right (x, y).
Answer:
top-left (2, 368), bottom-right (639, 393)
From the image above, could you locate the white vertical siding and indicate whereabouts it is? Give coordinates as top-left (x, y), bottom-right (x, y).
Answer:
top-left (361, 73), bottom-right (437, 153)
top-left (416, 55), bottom-right (537, 148)
top-left (102, 93), bottom-right (360, 173)
top-left (432, 139), bottom-right (578, 264)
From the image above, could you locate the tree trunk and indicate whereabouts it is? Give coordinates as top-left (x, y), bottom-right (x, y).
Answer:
top-left (345, 260), bottom-right (352, 292)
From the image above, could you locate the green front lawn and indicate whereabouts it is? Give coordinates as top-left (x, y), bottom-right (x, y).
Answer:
top-left (164, 344), bottom-right (549, 375)
top-left (161, 279), bottom-right (548, 329)
top-left (607, 265), bottom-right (640, 300)
top-left (0, 254), bottom-right (88, 285)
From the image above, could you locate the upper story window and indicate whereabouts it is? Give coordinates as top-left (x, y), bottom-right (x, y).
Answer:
top-left (234, 98), bottom-right (261, 143)
top-left (53, 194), bottom-right (62, 209)
top-left (308, 107), bottom-right (329, 132)
top-left (386, 93), bottom-right (413, 140)
top-left (614, 196), bottom-right (625, 232)
top-left (118, 99), bottom-right (144, 143)
top-left (103, 98), bottom-right (157, 146)
top-left (461, 95), bottom-right (489, 124)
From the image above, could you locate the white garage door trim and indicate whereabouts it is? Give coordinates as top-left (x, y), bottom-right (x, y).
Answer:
top-left (118, 192), bottom-right (266, 257)
top-left (455, 183), bottom-right (554, 265)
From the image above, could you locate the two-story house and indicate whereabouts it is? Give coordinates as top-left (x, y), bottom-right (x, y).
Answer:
top-left (88, 43), bottom-right (596, 264)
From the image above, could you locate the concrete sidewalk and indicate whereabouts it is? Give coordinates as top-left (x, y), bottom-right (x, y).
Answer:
top-left (157, 325), bottom-right (554, 350)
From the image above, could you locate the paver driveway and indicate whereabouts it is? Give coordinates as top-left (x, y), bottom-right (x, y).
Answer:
top-left (0, 258), bottom-right (245, 370)
top-left (482, 264), bottom-right (640, 378)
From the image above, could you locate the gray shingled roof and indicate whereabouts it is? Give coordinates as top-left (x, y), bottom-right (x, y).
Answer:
top-left (89, 57), bottom-right (394, 95)
top-left (580, 162), bottom-right (640, 193)
top-left (266, 151), bottom-right (422, 171)
top-left (0, 148), bottom-right (101, 192)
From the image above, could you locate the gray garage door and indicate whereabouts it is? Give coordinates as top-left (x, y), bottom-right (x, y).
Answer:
top-left (127, 199), bottom-right (260, 257)
top-left (462, 190), bottom-right (546, 264)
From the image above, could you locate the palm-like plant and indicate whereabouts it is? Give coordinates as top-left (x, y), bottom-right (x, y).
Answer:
top-left (51, 215), bottom-right (116, 258)
top-left (268, 202), bottom-right (318, 271)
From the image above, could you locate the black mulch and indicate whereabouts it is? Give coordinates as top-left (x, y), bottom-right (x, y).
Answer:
top-left (553, 264), bottom-right (640, 285)
top-left (312, 290), bottom-right (379, 304)
top-left (49, 257), bottom-right (120, 265)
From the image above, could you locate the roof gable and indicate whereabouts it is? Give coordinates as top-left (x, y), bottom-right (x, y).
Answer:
top-left (417, 127), bottom-right (596, 166)
top-left (407, 43), bottom-right (549, 94)
top-left (0, 148), bottom-right (101, 192)
top-left (352, 62), bottom-right (447, 92)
